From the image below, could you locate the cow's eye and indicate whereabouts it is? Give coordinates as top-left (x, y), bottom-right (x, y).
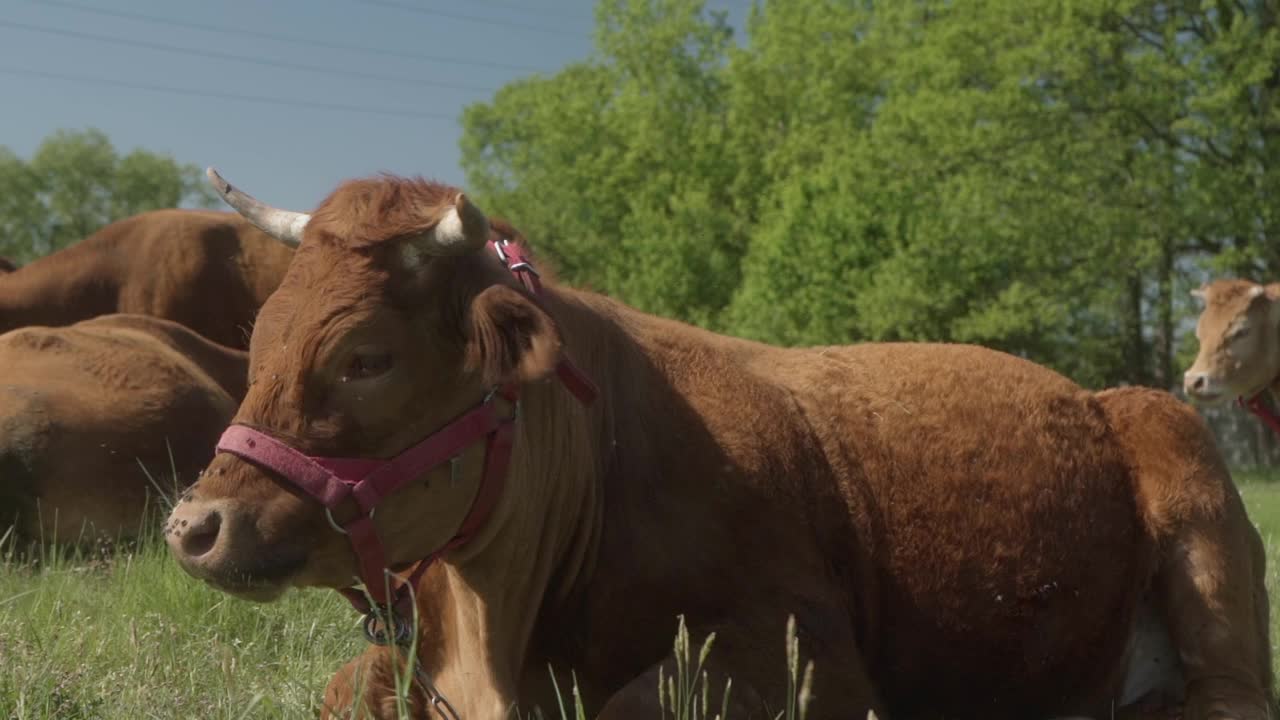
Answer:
top-left (1229, 326), bottom-right (1251, 341)
top-left (341, 350), bottom-right (393, 381)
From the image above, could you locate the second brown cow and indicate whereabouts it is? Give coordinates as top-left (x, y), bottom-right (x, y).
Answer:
top-left (0, 209), bottom-right (293, 349)
top-left (0, 314), bottom-right (247, 546)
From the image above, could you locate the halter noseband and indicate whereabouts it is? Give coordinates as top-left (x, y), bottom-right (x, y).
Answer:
top-left (213, 237), bottom-right (596, 645)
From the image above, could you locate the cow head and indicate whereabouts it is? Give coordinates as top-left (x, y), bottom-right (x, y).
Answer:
top-left (1183, 279), bottom-right (1280, 405)
top-left (165, 169), bottom-right (565, 600)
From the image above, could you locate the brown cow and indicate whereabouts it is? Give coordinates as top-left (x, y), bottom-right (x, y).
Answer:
top-left (166, 171), bottom-right (1272, 720)
top-left (1, 313), bottom-right (246, 546)
top-left (1183, 278), bottom-right (1280, 405)
top-left (0, 209), bottom-right (293, 349)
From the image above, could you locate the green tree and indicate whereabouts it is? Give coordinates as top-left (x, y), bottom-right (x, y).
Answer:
top-left (461, 0), bottom-right (1280, 393)
top-left (0, 147), bottom-right (44, 264)
top-left (0, 128), bottom-right (215, 262)
top-left (463, 0), bottom-right (742, 327)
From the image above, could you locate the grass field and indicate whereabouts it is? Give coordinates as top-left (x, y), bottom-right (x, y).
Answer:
top-left (3, 474), bottom-right (1280, 719)
top-left (1236, 469), bottom-right (1280, 687)
top-left (0, 533), bottom-right (361, 718)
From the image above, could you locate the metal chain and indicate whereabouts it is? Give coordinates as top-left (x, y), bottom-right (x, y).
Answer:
top-left (415, 665), bottom-right (462, 720)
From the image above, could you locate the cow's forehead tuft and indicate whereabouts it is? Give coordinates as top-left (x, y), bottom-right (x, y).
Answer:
top-left (304, 175), bottom-right (460, 250)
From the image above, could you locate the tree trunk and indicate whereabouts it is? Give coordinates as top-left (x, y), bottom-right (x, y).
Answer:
top-left (1126, 273), bottom-right (1151, 386)
top-left (1152, 238), bottom-right (1175, 390)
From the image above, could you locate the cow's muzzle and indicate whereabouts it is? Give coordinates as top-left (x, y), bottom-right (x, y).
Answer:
top-left (164, 495), bottom-right (304, 600)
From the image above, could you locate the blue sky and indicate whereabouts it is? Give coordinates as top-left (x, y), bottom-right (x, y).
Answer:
top-left (2, 0), bottom-right (749, 211)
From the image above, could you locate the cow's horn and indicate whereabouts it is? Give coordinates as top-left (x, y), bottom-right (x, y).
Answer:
top-left (414, 193), bottom-right (489, 256)
top-left (206, 167), bottom-right (309, 247)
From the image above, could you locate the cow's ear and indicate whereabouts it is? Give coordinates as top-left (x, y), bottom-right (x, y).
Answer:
top-left (465, 284), bottom-right (562, 386)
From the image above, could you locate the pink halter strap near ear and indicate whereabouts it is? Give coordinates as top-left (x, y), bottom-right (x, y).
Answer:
top-left (490, 237), bottom-right (598, 405)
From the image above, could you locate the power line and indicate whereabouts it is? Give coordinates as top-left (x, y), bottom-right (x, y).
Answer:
top-left (463, 0), bottom-right (592, 23)
top-left (0, 19), bottom-right (499, 94)
top-left (0, 65), bottom-right (457, 121)
top-left (359, 0), bottom-right (582, 38)
top-left (24, 0), bottom-right (547, 74)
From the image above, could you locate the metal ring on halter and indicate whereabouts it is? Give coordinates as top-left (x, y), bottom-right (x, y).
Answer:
top-left (506, 260), bottom-right (539, 277)
top-left (492, 237), bottom-right (517, 263)
top-left (362, 610), bottom-right (413, 647)
top-left (325, 505), bottom-right (375, 535)
top-left (483, 385), bottom-right (520, 420)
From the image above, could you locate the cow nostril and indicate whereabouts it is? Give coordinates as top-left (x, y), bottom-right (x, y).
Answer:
top-left (180, 510), bottom-right (222, 558)
top-left (1191, 375), bottom-right (1207, 391)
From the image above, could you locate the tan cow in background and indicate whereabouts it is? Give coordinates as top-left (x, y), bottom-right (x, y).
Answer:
top-left (0, 314), bottom-right (246, 546)
top-left (0, 209), bottom-right (293, 349)
top-left (1183, 279), bottom-right (1280, 405)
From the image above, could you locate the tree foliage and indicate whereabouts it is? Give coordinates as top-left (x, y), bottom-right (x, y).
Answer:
top-left (462, 0), bottom-right (1280, 392)
top-left (0, 128), bottom-right (215, 262)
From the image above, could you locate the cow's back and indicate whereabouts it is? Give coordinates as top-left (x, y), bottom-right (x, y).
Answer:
top-left (0, 209), bottom-right (293, 348)
top-left (109, 209), bottom-right (294, 348)
top-left (761, 342), bottom-right (1149, 717)
top-left (0, 315), bottom-right (245, 544)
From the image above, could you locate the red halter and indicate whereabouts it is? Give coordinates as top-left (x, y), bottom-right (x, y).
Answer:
top-left (1239, 392), bottom-right (1280, 436)
top-left (213, 237), bottom-right (596, 643)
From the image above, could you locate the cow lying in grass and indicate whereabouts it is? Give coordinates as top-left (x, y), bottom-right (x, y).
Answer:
top-left (168, 170), bottom-right (1272, 720)
top-left (0, 209), bottom-right (293, 349)
top-left (0, 314), bottom-right (246, 547)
